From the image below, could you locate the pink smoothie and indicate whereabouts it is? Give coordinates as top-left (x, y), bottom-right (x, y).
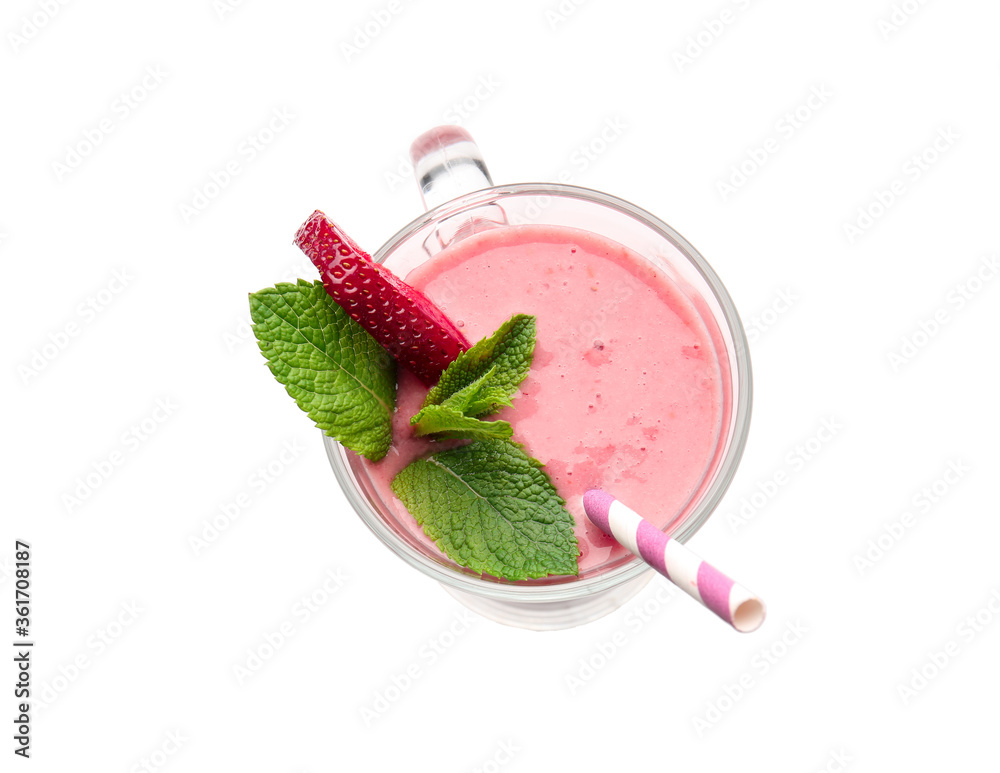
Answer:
top-left (359, 224), bottom-right (724, 579)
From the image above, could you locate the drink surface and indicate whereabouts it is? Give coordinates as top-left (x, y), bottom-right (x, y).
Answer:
top-left (360, 224), bottom-right (724, 577)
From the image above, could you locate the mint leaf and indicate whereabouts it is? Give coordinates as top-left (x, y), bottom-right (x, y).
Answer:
top-left (391, 439), bottom-right (579, 580)
top-left (411, 366), bottom-right (514, 440)
top-left (410, 404), bottom-right (513, 441)
top-left (440, 366), bottom-right (514, 415)
top-left (249, 279), bottom-right (395, 461)
top-left (423, 314), bottom-right (535, 415)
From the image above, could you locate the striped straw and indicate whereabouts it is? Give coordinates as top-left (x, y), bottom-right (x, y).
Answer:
top-left (583, 489), bottom-right (765, 632)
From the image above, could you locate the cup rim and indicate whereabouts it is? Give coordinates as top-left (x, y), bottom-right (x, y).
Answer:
top-left (325, 182), bottom-right (753, 603)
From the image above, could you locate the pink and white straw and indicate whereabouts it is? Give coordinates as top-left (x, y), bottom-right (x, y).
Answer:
top-left (583, 489), bottom-right (765, 632)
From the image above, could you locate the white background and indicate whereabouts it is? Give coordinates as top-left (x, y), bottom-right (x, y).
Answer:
top-left (4, 0), bottom-right (999, 770)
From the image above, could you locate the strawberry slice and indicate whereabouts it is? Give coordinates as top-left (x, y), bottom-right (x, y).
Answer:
top-left (294, 210), bottom-right (471, 385)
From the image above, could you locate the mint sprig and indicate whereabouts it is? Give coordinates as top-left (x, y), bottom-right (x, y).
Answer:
top-left (439, 366), bottom-right (515, 417)
top-left (411, 366), bottom-right (514, 440)
top-left (249, 279), bottom-right (395, 460)
top-left (391, 439), bottom-right (579, 580)
top-left (423, 314), bottom-right (535, 413)
top-left (411, 316), bottom-right (534, 443)
top-left (410, 405), bottom-right (513, 441)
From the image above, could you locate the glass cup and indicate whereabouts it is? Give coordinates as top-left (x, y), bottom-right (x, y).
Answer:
top-left (324, 127), bottom-right (752, 630)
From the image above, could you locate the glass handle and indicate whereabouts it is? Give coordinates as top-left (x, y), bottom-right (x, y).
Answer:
top-left (410, 126), bottom-right (494, 212)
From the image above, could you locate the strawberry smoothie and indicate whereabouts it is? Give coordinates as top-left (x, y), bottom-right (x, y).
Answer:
top-left (359, 223), bottom-right (725, 579)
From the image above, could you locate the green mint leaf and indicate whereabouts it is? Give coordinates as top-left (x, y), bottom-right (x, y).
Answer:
top-left (423, 314), bottom-right (535, 416)
top-left (391, 439), bottom-right (579, 580)
top-left (439, 366), bottom-right (514, 416)
top-left (410, 366), bottom-right (514, 440)
top-left (410, 404), bottom-right (513, 441)
top-left (249, 279), bottom-right (395, 461)
top-left (461, 387), bottom-right (513, 416)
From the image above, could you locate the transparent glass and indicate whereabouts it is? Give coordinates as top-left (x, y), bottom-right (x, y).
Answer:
top-left (324, 131), bottom-right (752, 631)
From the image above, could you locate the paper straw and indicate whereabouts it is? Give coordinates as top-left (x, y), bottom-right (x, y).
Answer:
top-left (583, 489), bottom-right (765, 632)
